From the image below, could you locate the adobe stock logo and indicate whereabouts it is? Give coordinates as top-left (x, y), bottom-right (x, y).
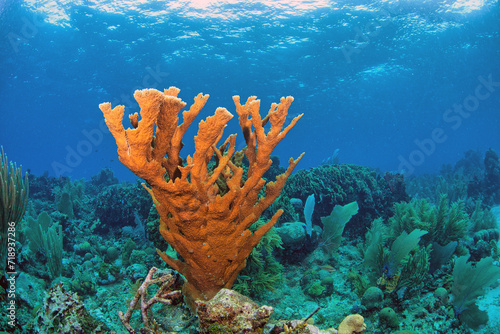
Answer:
top-left (50, 64), bottom-right (169, 177)
top-left (111, 64), bottom-right (170, 109)
top-left (398, 74), bottom-right (500, 176)
top-left (51, 120), bottom-right (110, 177)
top-left (5, 12), bottom-right (45, 53)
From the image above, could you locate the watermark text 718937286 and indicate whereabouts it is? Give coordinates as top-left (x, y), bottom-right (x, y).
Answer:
top-left (5, 221), bottom-right (18, 327)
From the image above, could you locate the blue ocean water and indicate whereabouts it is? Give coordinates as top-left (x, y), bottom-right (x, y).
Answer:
top-left (1, 0), bottom-right (499, 181)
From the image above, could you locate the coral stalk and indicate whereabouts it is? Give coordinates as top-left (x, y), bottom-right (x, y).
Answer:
top-left (118, 267), bottom-right (182, 333)
top-left (100, 87), bottom-right (303, 304)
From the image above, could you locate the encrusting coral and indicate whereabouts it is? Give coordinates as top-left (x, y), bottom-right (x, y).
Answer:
top-left (33, 283), bottom-right (109, 333)
top-left (195, 288), bottom-right (273, 333)
top-left (100, 87), bottom-right (303, 305)
top-left (337, 314), bottom-right (366, 334)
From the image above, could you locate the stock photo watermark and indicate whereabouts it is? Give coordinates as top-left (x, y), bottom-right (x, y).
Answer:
top-left (50, 64), bottom-right (169, 177)
top-left (112, 64), bottom-right (170, 109)
top-left (4, 221), bottom-right (18, 327)
top-left (51, 120), bottom-right (110, 177)
top-left (5, 12), bottom-right (45, 53)
top-left (398, 74), bottom-right (500, 176)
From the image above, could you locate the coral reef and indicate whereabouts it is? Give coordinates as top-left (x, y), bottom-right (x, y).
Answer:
top-left (407, 148), bottom-right (500, 207)
top-left (279, 164), bottom-right (408, 235)
top-left (484, 148), bottom-right (500, 204)
top-left (92, 182), bottom-right (151, 231)
top-left (6, 155), bottom-right (500, 333)
top-left (196, 288), bottom-right (273, 333)
top-left (32, 283), bottom-right (109, 333)
top-left (8, 115), bottom-right (500, 334)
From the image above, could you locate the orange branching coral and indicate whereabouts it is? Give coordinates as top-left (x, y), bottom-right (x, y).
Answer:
top-left (100, 87), bottom-right (303, 305)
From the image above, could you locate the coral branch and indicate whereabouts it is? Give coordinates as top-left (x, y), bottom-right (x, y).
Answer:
top-left (101, 87), bottom-right (303, 306)
top-left (118, 267), bottom-right (182, 334)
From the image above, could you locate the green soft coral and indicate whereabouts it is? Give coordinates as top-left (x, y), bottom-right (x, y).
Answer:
top-left (452, 255), bottom-right (500, 329)
top-left (306, 281), bottom-right (326, 297)
top-left (320, 201), bottom-right (359, 255)
top-left (389, 194), bottom-right (468, 246)
top-left (233, 220), bottom-right (284, 297)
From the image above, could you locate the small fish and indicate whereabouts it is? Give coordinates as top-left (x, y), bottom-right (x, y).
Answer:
top-left (318, 265), bottom-right (336, 272)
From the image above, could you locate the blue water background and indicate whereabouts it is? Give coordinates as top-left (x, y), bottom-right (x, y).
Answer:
top-left (1, 0), bottom-right (499, 181)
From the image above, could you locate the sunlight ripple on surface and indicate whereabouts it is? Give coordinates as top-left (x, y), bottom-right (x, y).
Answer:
top-left (23, 0), bottom-right (333, 25)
